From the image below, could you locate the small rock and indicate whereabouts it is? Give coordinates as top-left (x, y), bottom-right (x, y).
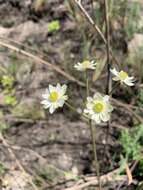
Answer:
top-left (128, 33), bottom-right (143, 54)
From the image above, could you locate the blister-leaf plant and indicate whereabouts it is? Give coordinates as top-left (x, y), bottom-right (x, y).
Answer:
top-left (0, 75), bottom-right (17, 106)
top-left (47, 20), bottom-right (60, 33)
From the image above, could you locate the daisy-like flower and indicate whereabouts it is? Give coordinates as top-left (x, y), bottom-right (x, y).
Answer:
top-left (110, 68), bottom-right (135, 86)
top-left (84, 93), bottom-right (113, 124)
top-left (74, 60), bottom-right (97, 71)
top-left (41, 83), bottom-right (68, 114)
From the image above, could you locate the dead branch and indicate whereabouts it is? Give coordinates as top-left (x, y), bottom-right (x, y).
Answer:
top-left (73, 0), bottom-right (119, 65)
top-left (63, 168), bottom-right (126, 190)
top-left (0, 39), bottom-right (142, 124)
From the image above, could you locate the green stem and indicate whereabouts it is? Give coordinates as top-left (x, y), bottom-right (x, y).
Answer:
top-left (85, 70), bottom-right (89, 97)
top-left (89, 120), bottom-right (102, 190)
top-left (109, 82), bottom-right (120, 95)
top-left (85, 71), bottom-right (102, 190)
top-left (65, 102), bottom-right (87, 120)
top-left (65, 102), bottom-right (79, 114)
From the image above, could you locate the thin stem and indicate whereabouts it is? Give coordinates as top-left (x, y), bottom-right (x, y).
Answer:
top-left (104, 0), bottom-right (112, 145)
top-left (85, 71), bottom-right (102, 190)
top-left (74, 0), bottom-right (120, 65)
top-left (89, 120), bottom-right (102, 190)
top-left (104, 0), bottom-right (111, 95)
top-left (85, 70), bottom-right (89, 97)
top-left (91, 0), bottom-right (95, 20)
top-left (65, 101), bottom-right (80, 114)
top-left (109, 82), bottom-right (120, 95)
top-left (65, 101), bottom-right (87, 120)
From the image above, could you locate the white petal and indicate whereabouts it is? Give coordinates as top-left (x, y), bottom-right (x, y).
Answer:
top-left (41, 100), bottom-right (51, 105)
top-left (61, 84), bottom-right (67, 95)
top-left (124, 78), bottom-right (135, 86)
top-left (84, 108), bottom-right (90, 114)
top-left (74, 63), bottom-right (83, 71)
top-left (87, 97), bottom-right (93, 102)
top-left (42, 93), bottom-right (49, 99)
top-left (108, 104), bottom-right (114, 112)
top-left (113, 76), bottom-right (120, 81)
top-left (49, 105), bottom-right (56, 114)
top-left (43, 104), bottom-right (51, 109)
top-left (128, 76), bottom-right (134, 80)
top-left (93, 114), bottom-right (101, 124)
top-left (93, 93), bottom-right (103, 100)
top-left (100, 112), bottom-right (110, 122)
top-left (103, 95), bottom-right (109, 102)
top-left (110, 68), bottom-right (119, 76)
top-left (62, 95), bottom-right (68, 100)
top-left (56, 83), bottom-right (61, 90)
top-left (124, 78), bottom-right (135, 83)
top-left (58, 99), bottom-right (65, 107)
top-left (91, 60), bottom-right (97, 65)
top-left (124, 81), bottom-right (134, 86)
top-left (49, 84), bottom-right (56, 92)
top-left (86, 103), bottom-right (93, 110)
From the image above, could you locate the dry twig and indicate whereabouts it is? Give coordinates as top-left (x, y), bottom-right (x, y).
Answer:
top-left (0, 39), bottom-right (142, 124)
top-left (63, 168), bottom-right (126, 190)
top-left (73, 0), bottom-right (119, 65)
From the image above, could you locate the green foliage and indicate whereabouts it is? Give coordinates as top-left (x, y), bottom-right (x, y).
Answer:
top-left (4, 95), bottom-right (17, 106)
top-left (125, 2), bottom-right (141, 39)
top-left (8, 54), bottom-right (20, 75)
top-left (108, 0), bottom-right (142, 39)
top-left (138, 89), bottom-right (143, 107)
top-left (1, 75), bottom-right (14, 88)
top-left (0, 163), bottom-right (6, 176)
top-left (0, 111), bottom-right (9, 132)
top-left (126, 45), bottom-right (143, 80)
top-left (0, 74), bottom-right (17, 107)
top-left (47, 20), bottom-right (60, 33)
top-left (65, 1), bottom-right (77, 19)
top-left (118, 125), bottom-right (143, 174)
top-left (137, 160), bottom-right (143, 177)
top-left (38, 166), bottom-right (64, 183)
top-left (12, 101), bottom-right (45, 120)
top-left (120, 125), bottom-right (143, 161)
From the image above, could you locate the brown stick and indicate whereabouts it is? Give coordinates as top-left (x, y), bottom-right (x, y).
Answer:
top-left (0, 41), bottom-right (84, 87)
top-left (63, 168), bottom-right (126, 190)
top-left (73, 0), bottom-right (119, 65)
top-left (103, 0), bottom-right (112, 149)
top-left (0, 39), bottom-right (142, 124)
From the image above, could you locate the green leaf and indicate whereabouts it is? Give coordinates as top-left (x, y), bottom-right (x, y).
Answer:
top-left (4, 95), bottom-right (17, 106)
top-left (1, 75), bottom-right (14, 88)
top-left (92, 57), bottom-right (106, 81)
top-left (47, 20), bottom-right (60, 33)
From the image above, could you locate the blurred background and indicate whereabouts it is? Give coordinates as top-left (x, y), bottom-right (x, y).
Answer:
top-left (0, 0), bottom-right (143, 190)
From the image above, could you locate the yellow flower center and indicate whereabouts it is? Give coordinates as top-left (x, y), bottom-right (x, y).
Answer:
top-left (119, 71), bottom-right (128, 80)
top-left (82, 60), bottom-right (90, 68)
top-left (93, 102), bottom-right (104, 113)
top-left (49, 91), bottom-right (58, 102)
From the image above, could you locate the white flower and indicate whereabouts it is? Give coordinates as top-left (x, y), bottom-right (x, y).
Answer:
top-left (74, 60), bottom-right (97, 71)
top-left (41, 83), bottom-right (68, 114)
top-left (84, 93), bottom-right (113, 124)
top-left (110, 68), bottom-right (135, 86)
